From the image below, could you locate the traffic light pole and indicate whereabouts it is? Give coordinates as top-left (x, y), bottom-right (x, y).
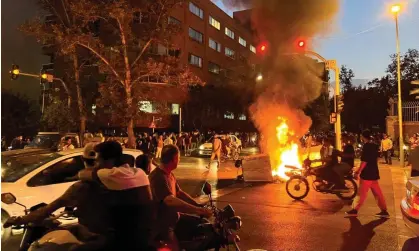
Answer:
top-left (300, 51), bottom-right (342, 150)
top-left (10, 71), bottom-right (71, 110)
top-left (334, 66), bottom-right (342, 151)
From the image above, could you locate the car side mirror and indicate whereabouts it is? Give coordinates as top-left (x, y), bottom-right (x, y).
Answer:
top-left (202, 182), bottom-right (212, 195)
top-left (1, 193), bottom-right (16, 205)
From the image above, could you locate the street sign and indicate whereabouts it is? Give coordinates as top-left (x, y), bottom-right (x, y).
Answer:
top-left (149, 122), bottom-right (156, 129)
top-left (330, 112), bottom-right (337, 124)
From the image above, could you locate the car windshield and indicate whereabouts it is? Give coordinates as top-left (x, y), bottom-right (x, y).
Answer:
top-left (26, 135), bottom-right (61, 149)
top-left (2, 152), bottom-right (61, 182)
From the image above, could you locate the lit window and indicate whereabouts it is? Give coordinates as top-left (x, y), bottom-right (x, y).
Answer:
top-left (225, 27), bottom-right (235, 39)
top-left (189, 27), bottom-right (203, 43)
top-left (172, 104), bottom-right (180, 115)
top-left (250, 45), bottom-right (256, 53)
top-left (239, 114), bottom-right (246, 120)
top-left (224, 111), bottom-right (234, 119)
top-left (208, 62), bottom-right (220, 74)
top-left (239, 37), bottom-right (247, 47)
top-left (209, 16), bottom-right (220, 30)
top-left (168, 16), bottom-right (181, 25)
top-left (189, 54), bottom-right (202, 68)
top-left (225, 47), bottom-right (235, 59)
top-left (189, 2), bottom-right (203, 19)
top-left (209, 38), bottom-right (221, 52)
top-left (139, 101), bottom-right (153, 113)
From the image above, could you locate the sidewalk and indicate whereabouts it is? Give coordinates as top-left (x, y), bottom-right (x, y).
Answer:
top-left (383, 161), bottom-right (417, 250)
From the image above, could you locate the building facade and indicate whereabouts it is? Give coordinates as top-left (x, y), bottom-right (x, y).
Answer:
top-left (41, 1), bottom-right (260, 133)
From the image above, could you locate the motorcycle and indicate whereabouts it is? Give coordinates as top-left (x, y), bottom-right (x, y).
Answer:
top-left (1, 193), bottom-right (100, 251)
top-left (156, 182), bottom-right (242, 251)
top-left (221, 145), bottom-right (241, 162)
top-left (284, 159), bottom-right (358, 201)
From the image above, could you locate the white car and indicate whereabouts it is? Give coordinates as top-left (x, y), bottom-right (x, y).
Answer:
top-left (1, 148), bottom-right (144, 242)
top-left (400, 176), bottom-right (419, 236)
top-left (197, 135), bottom-right (242, 156)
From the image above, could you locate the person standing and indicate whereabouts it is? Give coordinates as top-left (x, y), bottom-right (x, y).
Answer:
top-left (156, 135), bottom-right (164, 159)
top-left (346, 130), bottom-right (389, 218)
top-left (380, 134), bottom-right (393, 165)
top-left (62, 137), bottom-right (75, 151)
top-left (11, 135), bottom-right (23, 150)
top-left (206, 135), bottom-right (222, 169)
top-left (164, 134), bottom-right (174, 146)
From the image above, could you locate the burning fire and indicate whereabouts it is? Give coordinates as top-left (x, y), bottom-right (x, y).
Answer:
top-left (271, 118), bottom-right (303, 180)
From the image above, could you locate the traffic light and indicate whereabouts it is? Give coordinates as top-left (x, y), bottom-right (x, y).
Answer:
top-left (40, 70), bottom-right (47, 84)
top-left (297, 40), bottom-right (305, 48)
top-left (10, 64), bottom-right (20, 80)
top-left (258, 42), bottom-right (268, 55)
top-left (336, 94), bottom-right (344, 113)
top-left (296, 39), bottom-right (306, 52)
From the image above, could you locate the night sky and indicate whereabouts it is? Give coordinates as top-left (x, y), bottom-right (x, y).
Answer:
top-left (2, 0), bottom-right (49, 102)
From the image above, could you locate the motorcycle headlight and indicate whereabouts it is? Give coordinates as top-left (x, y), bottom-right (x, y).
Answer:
top-left (403, 145), bottom-right (408, 150)
top-left (199, 145), bottom-right (205, 150)
top-left (226, 216), bottom-right (242, 231)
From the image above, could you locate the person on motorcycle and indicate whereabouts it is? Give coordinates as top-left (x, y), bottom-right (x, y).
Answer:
top-left (149, 144), bottom-right (213, 251)
top-left (313, 137), bottom-right (342, 190)
top-left (77, 141), bottom-right (154, 251)
top-left (3, 143), bottom-right (110, 251)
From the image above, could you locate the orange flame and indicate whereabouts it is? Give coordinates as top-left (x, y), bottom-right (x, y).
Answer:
top-left (271, 117), bottom-right (303, 180)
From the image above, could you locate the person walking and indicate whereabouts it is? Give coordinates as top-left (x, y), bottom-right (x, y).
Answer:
top-left (206, 135), bottom-right (222, 169)
top-left (156, 135), bottom-right (164, 159)
top-left (346, 130), bottom-right (389, 218)
top-left (380, 134), bottom-right (393, 165)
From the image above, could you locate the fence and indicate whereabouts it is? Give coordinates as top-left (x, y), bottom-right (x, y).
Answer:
top-left (392, 101), bottom-right (419, 122)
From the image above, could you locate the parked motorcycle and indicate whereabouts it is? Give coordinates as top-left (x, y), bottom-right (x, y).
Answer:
top-left (156, 182), bottom-right (242, 251)
top-left (284, 159), bottom-right (358, 200)
top-left (1, 193), bottom-right (100, 251)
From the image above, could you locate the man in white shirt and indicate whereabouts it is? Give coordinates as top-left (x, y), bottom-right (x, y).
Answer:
top-left (380, 134), bottom-right (393, 165)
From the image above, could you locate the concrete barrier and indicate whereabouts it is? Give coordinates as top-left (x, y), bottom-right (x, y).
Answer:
top-left (241, 154), bottom-right (273, 182)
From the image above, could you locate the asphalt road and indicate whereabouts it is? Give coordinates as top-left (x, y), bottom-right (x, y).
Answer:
top-left (5, 149), bottom-right (418, 251)
top-left (1, 150), bottom-right (250, 250)
top-left (208, 165), bottom-right (418, 251)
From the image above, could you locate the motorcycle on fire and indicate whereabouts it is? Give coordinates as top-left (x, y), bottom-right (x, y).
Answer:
top-left (1, 193), bottom-right (102, 251)
top-left (155, 182), bottom-right (242, 251)
top-left (284, 159), bottom-right (358, 200)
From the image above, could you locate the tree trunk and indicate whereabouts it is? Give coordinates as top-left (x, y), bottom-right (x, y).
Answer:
top-left (72, 52), bottom-right (86, 145)
top-left (125, 87), bottom-right (136, 149)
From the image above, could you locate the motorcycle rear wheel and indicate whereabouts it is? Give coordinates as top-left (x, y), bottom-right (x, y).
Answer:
top-left (336, 178), bottom-right (358, 200)
top-left (285, 176), bottom-right (309, 200)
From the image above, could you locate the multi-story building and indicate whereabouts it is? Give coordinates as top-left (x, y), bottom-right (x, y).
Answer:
top-left (41, 1), bottom-right (260, 133)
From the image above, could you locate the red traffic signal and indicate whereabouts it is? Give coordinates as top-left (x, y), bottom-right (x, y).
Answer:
top-left (258, 43), bottom-right (268, 54)
top-left (298, 40), bottom-right (305, 47)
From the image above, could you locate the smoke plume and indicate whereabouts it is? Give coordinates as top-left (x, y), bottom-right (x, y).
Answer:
top-left (224, 1), bottom-right (339, 163)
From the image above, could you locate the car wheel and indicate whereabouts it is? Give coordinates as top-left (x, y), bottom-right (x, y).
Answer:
top-left (1, 209), bottom-right (12, 243)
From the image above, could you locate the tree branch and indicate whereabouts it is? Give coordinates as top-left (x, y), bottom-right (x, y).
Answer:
top-left (130, 39), bottom-right (152, 69)
top-left (76, 42), bottom-right (124, 85)
top-left (116, 17), bottom-right (131, 88)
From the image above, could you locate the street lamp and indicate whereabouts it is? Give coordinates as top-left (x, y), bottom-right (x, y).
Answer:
top-left (256, 73), bottom-right (263, 81)
top-left (391, 3), bottom-right (404, 167)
